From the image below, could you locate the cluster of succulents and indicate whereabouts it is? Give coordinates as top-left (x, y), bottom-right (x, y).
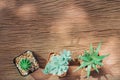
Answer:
top-left (14, 43), bottom-right (109, 79)
top-left (43, 49), bottom-right (72, 76)
top-left (74, 43), bottom-right (109, 78)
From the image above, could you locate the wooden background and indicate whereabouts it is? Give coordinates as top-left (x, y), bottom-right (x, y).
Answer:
top-left (0, 0), bottom-right (120, 80)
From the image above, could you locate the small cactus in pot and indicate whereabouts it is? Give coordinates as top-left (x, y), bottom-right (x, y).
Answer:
top-left (13, 51), bottom-right (39, 76)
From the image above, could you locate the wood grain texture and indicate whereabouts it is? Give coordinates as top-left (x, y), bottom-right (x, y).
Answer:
top-left (0, 0), bottom-right (120, 80)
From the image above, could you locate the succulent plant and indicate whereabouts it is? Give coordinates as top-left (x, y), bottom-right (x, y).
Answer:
top-left (74, 43), bottom-right (109, 78)
top-left (60, 49), bottom-right (72, 62)
top-left (43, 49), bottom-right (72, 76)
top-left (19, 58), bottom-right (31, 71)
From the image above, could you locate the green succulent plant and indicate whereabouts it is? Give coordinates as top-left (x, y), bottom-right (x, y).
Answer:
top-left (74, 43), bottom-right (109, 78)
top-left (19, 58), bottom-right (31, 71)
top-left (43, 49), bottom-right (72, 76)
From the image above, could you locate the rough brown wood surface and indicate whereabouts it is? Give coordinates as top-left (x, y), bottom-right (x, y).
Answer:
top-left (0, 0), bottom-right (120, 80)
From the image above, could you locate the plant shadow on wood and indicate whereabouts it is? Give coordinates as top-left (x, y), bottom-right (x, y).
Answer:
top-left (33, 53), bottom-right (47, 69)
top-left (90, 67), bottom-right (110, 80)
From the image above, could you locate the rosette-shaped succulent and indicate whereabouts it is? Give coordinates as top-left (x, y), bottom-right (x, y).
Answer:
top-left (19, 58), bottom-right (31, 71)
top-left (43, 49), bottom-right (72, 76)
top-left (60, 49), bottom-right (72, 63)
top-left (74, 43), bottom-right (109, 78)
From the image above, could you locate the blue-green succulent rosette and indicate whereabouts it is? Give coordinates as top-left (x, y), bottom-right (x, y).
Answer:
top-left (43, 49), bottom-right (72, 77)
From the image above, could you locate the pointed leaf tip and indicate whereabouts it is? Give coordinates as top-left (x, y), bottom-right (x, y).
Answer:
top-left (95, 42), bottom-right (102, 55)
top-left (87, 65), bottom-right (91, 78)
top-left (90, 43), bottom-right (93, 54)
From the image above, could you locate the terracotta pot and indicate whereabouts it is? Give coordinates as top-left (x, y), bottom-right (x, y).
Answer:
top-left (31, 68), bottom-right (51, 80)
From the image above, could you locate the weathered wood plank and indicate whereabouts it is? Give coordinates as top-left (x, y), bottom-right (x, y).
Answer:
top-left (0, 0), bottom-right (120, 80)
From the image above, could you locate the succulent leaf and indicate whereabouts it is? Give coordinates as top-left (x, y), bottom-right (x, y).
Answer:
top-left (95, 42), bottom-right (101, 55)
top-left (87, 65), bottom-right (91, 78)
top-left (90, 43), bottom-right (93, 54)
top-left (60, 49), bottom-right (72, 61)
top-left (92, 64), bottom-right (99, 73)
top-left (74, 62), bottom-right (89, 72)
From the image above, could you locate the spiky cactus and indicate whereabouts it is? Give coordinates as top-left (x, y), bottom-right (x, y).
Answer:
top-left (19, 58), bottom-right (31, 71)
